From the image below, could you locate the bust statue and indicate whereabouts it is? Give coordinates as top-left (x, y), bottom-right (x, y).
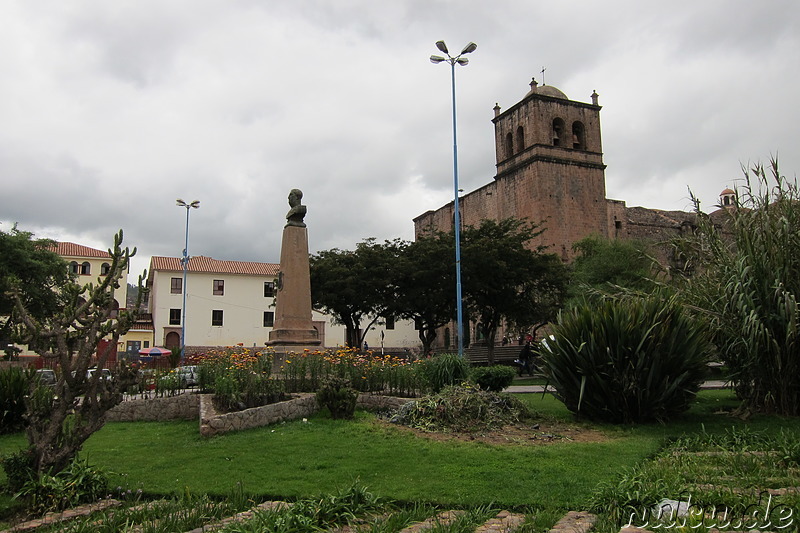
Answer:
top-left (285, 189), bottom-right (307, 227)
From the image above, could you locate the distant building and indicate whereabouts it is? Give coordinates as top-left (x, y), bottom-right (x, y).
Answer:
top-left (14, 242), bottom-right (154, 358)
top-left (414, 78), bottom-right (734, 348)
top-left (147, 255), bottom-right (421, 354)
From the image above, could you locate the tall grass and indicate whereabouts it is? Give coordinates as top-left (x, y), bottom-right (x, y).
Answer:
top-left (681, 158), bottom-right (800, 415)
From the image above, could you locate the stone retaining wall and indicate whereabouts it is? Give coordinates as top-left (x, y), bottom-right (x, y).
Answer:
top-left (356, 394), bottom-right (411, 412)
top-left (107, 393), bottom-right (199, 422)
top-left (105, 390), bottom-right (412, 437)
top-left (199, 393), bottom-right (319, 437)
top-left (199, 392), bottom-right (413, 437)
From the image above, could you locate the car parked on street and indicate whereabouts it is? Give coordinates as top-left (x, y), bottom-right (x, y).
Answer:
top-left (176, 365), bottom-right (198, 387)
top-left (88, 368), bottom-right (113, 382)
top-left (35, 369), bottom-right (57, 387)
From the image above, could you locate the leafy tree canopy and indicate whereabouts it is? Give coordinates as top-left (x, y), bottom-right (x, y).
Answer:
top-left (569, 234), bottom-right (658, 300)
top-left (389, 231), bottom-right (455, 355)
top-left (461, 218), bottom-right (569, 363)
top-left (310, 238), bottom-right (400, 348)
top-left (0, 225), bottom-right (74, 347)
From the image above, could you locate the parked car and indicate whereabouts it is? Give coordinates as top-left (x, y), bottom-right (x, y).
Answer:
top-left (35, 369), bottom-right (57, 387)
top-left (88, 368), bottom-right (113, 382)
top-left (70, 368), bottom-right (113, 380)
top-left (176, 365), bottom-right (198, 387)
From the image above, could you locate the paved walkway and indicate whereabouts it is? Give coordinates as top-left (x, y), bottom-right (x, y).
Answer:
top-left (506, 380), bottom-right (730, 394)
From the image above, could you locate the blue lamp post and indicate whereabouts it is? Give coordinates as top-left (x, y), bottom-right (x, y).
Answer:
top-left (430, 40), bottom-right (476, 357)
top-left (176, 198), bottom-right (199, 361)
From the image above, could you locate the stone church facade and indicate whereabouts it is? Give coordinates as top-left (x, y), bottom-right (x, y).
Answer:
top-left (413, 78), bottom-right (732, 349)
top-left (414, 77), bottom-right (726, 263)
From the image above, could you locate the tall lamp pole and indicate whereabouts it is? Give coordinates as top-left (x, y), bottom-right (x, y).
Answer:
top-left (430, 40), bottom-right (476, 358)
top-left (176, 199), bottom-right (199, 361)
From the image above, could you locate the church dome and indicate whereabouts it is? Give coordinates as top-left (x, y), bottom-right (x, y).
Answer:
top-left (536, 85), bottom-right (568, 99)
top-left (719, 187), bottom-right (736, 208)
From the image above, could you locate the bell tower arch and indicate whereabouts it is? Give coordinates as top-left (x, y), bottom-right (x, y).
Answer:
top-left (491, 78), bottom-right (608, 259)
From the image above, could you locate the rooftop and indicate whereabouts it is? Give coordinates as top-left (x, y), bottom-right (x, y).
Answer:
top-left (149, 256), bottom-right (279, 277)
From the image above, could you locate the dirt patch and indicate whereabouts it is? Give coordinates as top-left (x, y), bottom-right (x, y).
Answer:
top-left (374, 417), bottom-right (609, 446)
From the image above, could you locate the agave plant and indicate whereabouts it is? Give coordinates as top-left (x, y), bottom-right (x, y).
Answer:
top-left (540, 293), bottom-right (711, 423)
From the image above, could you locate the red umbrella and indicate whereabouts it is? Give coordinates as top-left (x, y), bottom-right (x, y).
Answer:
top-left (138, 347), bottom-right (172, 356)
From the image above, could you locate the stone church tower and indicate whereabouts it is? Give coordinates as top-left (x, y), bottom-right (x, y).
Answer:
top-left (412, 76), bottom-right (731, 350)
top-left (414, 79), bottom-right (610, 260)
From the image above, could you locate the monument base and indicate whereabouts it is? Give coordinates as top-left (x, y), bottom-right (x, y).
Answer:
top-left (267, 328), bottom-right (321, 346)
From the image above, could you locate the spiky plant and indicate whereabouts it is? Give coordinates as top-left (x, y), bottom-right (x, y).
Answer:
top-left (540, 293), bottom-right (711, 423)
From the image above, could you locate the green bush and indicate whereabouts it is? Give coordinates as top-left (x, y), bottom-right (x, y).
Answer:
top-left (16, 457), bottom-right (109, 513)
top-left (0, 366), bottom-right (31, 434)
top-left (1, 448), bottom-right (36, 493)
top-left (540, 294), bottom-right (711, 423)
top-left (316, 377), bottom-right (358, 419)
top-left (213, 372), bottom-right (284, 413)
top-left (470, 365), bottom-right (516, 392)
top-left (421, 352), bottom-right (471, 393)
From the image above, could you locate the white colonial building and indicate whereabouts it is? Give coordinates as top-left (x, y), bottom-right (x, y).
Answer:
top-left (13, 242), bottom-right (154, 358)
top-left (147, 255), bottom-right (422, 352)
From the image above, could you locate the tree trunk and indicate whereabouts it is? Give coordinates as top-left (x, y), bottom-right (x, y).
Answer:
top-left (418, 326), bottom-right (437, 357)
top-left (485, 325), bottom-right (498, 366)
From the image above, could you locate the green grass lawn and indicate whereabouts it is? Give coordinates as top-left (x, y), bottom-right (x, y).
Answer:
top-left (1, 389), bottom-right (792, 522)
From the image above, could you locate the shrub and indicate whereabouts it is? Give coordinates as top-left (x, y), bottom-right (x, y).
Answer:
top-left (16, 457), bottom-right (109, 513)
top-left (316, 377), bottom-right (358, 419)
top-left (1, 448), bottom-right (36, 493)
top-left (421, 352), bottom-right (471, 393)
top-left (213, 372), bottom-right (284, 413)
top-left (191, 347), bottom-right (283, 412)
top-left (470, 365), bottom-right (516, 392)
top-left (0, 366), bottom-right (31, 434)
top-left (540, 293), bottom-right (711, 423)
top-left (391, 384), bottom-right (529, 433)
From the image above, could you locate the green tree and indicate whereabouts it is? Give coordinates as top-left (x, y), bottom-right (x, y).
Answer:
top-left (460, 218), bottom-right (569, 364)
top-left (10, 230), bottom-right (147, 475)
top-left (570, 235), bottom-right (658, 297)
top-left (0, 225), bottom-right (74, 355)
top-left (680, 158), bottom-right (800, 416)
top-left (389, 232), bottom-right (455, 355)
top-left (310, 239), bottom-right (397, 349)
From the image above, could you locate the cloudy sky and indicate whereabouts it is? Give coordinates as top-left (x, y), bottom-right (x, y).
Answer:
top-left (2, 0), bottom-right (798, 280)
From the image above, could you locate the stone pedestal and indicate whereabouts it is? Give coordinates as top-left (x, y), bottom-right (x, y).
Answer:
top-left (268, 224), bottom-right (321, 346)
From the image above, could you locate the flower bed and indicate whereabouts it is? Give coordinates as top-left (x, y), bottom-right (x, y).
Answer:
top-left (188, 346), bottom-right (424, 406)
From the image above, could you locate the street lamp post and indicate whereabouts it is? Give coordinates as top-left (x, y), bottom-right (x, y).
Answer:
top-left (176, 199), bottom-right (199, 361)
top-left (430, 40), bottom-right (476, 358)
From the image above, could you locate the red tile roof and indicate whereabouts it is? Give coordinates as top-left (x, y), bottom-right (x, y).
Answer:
top-left (52, 242), bottom-right (111, 259)
top-left (149, 256), bottom-right (280, 276)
